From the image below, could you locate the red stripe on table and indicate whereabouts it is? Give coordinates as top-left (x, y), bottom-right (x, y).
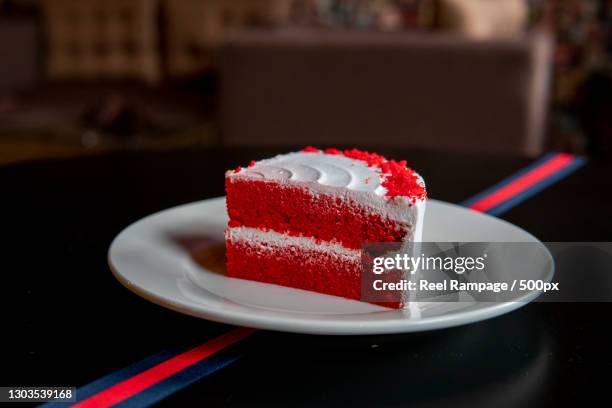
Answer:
top-left (72, 327), bottom-right (256, 408)
top-left (468, 153), bottom-right (575, 213)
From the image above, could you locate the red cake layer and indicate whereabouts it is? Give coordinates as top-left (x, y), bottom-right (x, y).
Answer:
top-left (226, 178), bottom-right (410, 250)
top-left (226, 237), bottom-right (402, 309)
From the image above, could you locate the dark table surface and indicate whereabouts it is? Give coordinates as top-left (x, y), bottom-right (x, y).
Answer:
top-left (3, 147), bottom-right (612, 407)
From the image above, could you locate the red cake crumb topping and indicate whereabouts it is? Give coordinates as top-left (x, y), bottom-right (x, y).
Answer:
top-left (342, 148), bottom-right (386, 167)
top-left (323, 147), bottom-right (342, 155)
top-left (234, 166), bottom-right (242, 173)
top-left (249, 160), bottom-right (256, 167)
top-left (301, 146), bottom-right (426, 201)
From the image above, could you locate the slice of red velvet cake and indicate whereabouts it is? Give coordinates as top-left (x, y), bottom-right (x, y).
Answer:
top-left (225, 147), bottom-right (427, 309)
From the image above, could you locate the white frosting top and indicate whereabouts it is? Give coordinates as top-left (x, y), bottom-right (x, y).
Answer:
top-left (232, 151), bottom-right (387, 195)
top-left (227, 151), bottom-right (426, 224)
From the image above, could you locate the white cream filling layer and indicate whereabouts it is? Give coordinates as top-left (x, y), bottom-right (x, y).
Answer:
top-left (226, 226), bottom-right (359, 259)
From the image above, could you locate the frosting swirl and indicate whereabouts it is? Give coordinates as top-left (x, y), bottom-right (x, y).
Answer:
top-left (237, 152), bottom-right (384, 194)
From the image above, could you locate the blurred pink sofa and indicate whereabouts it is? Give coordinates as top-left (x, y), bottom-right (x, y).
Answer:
top-left (219, 29), bottom-right (553, 156)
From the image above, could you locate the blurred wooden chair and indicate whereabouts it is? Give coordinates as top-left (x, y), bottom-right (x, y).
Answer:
top-left (0, 16), bottom-right (38, 93)
top-left (163, 0), bottom-right (291, 78)
top-left (41, 0), bottom-right (161, 84)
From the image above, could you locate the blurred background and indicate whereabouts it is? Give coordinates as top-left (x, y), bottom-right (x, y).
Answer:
top-left (0, 0), bottom-right (610, 164)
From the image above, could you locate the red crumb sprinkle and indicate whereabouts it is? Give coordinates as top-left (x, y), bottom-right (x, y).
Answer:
top-left (234, 166), bottom-right (242, 173)
top-left (342, 148), bottom-right (386, 167)
top-left (249, 160), bottom-right (256, 167)
top-left (380, 160), bottom-right (426, 201)
top-left (302, 146), bottom-right (426, 200)
top-left (324, 148), bottom-right (342, 155)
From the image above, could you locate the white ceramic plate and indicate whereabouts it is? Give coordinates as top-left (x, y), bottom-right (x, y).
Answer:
top-left (109, 197), bottom-right (553, 335)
